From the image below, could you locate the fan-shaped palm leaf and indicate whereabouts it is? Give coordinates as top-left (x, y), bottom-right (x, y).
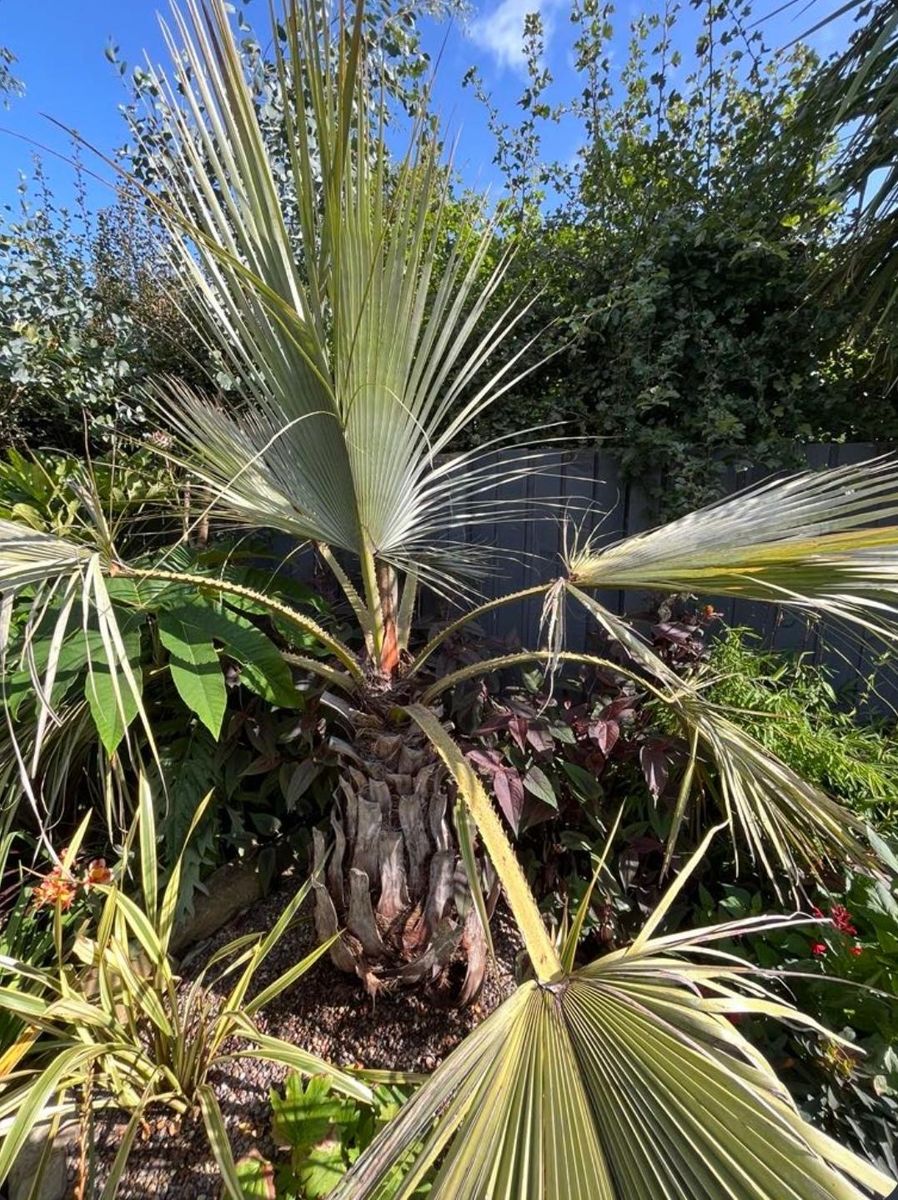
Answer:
top-left (563, 455), bottom-right (898, 875)
top-left (131, 0), bottom-right (550, 628)
top-left (328, 716), bottom-right (894, 1199)
top-left (334, 968), bottom-right (891, 1200)
top-left (567, 456), bottom-right (898, 645)
top-left (331, 866), bottom-right (891, 1199)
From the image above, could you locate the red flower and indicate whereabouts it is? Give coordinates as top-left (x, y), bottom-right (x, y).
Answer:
top-left (810, 905), bottom-right (824, 919)
top-left (810, 942), bottom-right (827, 957)
top-left (830, 905), bottom-right (857, 937)
top-left (849, 945), bottom-right (863, 957)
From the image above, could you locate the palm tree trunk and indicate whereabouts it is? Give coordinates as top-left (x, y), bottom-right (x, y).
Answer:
top-left (312, 709), bottom-right (495, 1007)
top-left (358, 544), bottom-right (400, 678)
top-left (374, 560), bottom-right (399, 676)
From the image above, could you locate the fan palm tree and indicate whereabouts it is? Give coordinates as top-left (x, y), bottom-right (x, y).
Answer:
top-left (2, 0), bottom-right (898, 1193)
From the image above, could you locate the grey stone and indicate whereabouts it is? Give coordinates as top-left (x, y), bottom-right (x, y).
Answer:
top-left (170, 861), bottom-right (264, 958)
top-left (8, 1119), bottom-right (78, 1200)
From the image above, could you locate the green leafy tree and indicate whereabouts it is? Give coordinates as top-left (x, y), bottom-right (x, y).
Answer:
top-left (0, 166), bottom-right (211, 448)
top-left (797, 0), bottom-right (898, 360)
top-left (0, 31), bottom-right (23, 106)
top-left (460, 0), bottom-right (895, 514)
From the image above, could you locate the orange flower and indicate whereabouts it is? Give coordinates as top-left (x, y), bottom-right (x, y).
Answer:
top-left (84, 859), bottom-right (113, 887)
top-left (32, 865), bottom-right (79, 912)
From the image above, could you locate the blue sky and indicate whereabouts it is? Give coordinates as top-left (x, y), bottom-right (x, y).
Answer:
top-left (0, 0), bottom-right (853, 217)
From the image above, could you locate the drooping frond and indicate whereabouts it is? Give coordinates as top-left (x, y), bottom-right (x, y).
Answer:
top-left (565, 586), bottom-right (874, 883)
top-left (0, 522), bottom-right (94, 610)
top-left (567, 456), bottom-right (898, 645)
top-left (131, 0), bottom-right (550, 593)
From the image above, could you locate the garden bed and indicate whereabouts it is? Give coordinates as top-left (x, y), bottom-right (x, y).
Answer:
top-left (76, 872), bottom-right (522, 1199)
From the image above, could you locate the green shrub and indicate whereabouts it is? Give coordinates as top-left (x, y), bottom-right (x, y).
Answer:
top-left (705, 627), bottom-right (898, 827)
top-left (692, 857), bottom-right (898, 1177)
top-left (457, 3), bottom-right (896, 516)
top-left (0, 170), bottom-right (212, 449)
top-left (0, 783), bottom-right (368, 1198)
top-left (261, 1073), bottom-right (426, 1198)
top-left (0, 447), bottom-right (335, 909)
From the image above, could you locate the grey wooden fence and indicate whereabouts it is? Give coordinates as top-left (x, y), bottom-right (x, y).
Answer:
top-left (431, 442), bottom-right (893, 702)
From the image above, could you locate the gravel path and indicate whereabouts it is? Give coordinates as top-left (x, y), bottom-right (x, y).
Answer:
top-left (73, 872), bottom-right (521, 1199)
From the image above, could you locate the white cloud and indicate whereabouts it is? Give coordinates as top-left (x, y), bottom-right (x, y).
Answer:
top-left (469, 0), bottom-right (559, 72)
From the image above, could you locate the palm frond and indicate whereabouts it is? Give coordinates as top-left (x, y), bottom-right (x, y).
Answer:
top-left (332, 915), bottom-right (892, 1199)
top-left (798, 0), bottom-right (898, 349)
top-left (133, 0), bottom-right (550, 595)
top-left (677, 698), bottom-right (870, 880)
top-left (0, 522), bottom-right (93, 613)
top-left (566, 587), bottom-right (874, 882)
top-left (567, 456), bottom-right (898, 644)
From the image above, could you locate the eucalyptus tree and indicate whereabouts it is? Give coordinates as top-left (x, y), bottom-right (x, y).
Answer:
top-left (0, 41), bottom-right (22, 105)
top-left (2, 0), bottom-right (898, 1194)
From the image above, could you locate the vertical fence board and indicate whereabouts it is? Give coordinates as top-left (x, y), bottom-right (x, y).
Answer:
top-left (520, 452), bottom-right (564, 645)
top-left (470, 450), bottom-right (503, 643)
top-left (489, 458), bottom-right (530, 647)
top-left (584, 452), bottom-right (628, 651)
top-left (558, 451), bottom-right (599, 652)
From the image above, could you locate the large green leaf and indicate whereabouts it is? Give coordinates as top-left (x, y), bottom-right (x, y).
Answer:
top-left (182, 601), bottom-right (298, 707)
top-left (5, 615), bottom-right (144, 751)
top-left (84, 625), bottom-right (144, 754)
top-left (6, 628), bottom-right (91, 719)
top-left (157, 607), bottom-right (227, 738)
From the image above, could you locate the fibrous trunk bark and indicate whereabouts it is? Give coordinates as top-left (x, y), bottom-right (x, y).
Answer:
top-left (312, 709), bottom-right (496, 1007)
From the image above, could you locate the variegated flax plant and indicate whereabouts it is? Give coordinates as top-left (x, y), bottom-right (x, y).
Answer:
top-left (0, 777), bottom-right (369, 1197)
top-left (1, 0), bottom-right (898, 1195)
